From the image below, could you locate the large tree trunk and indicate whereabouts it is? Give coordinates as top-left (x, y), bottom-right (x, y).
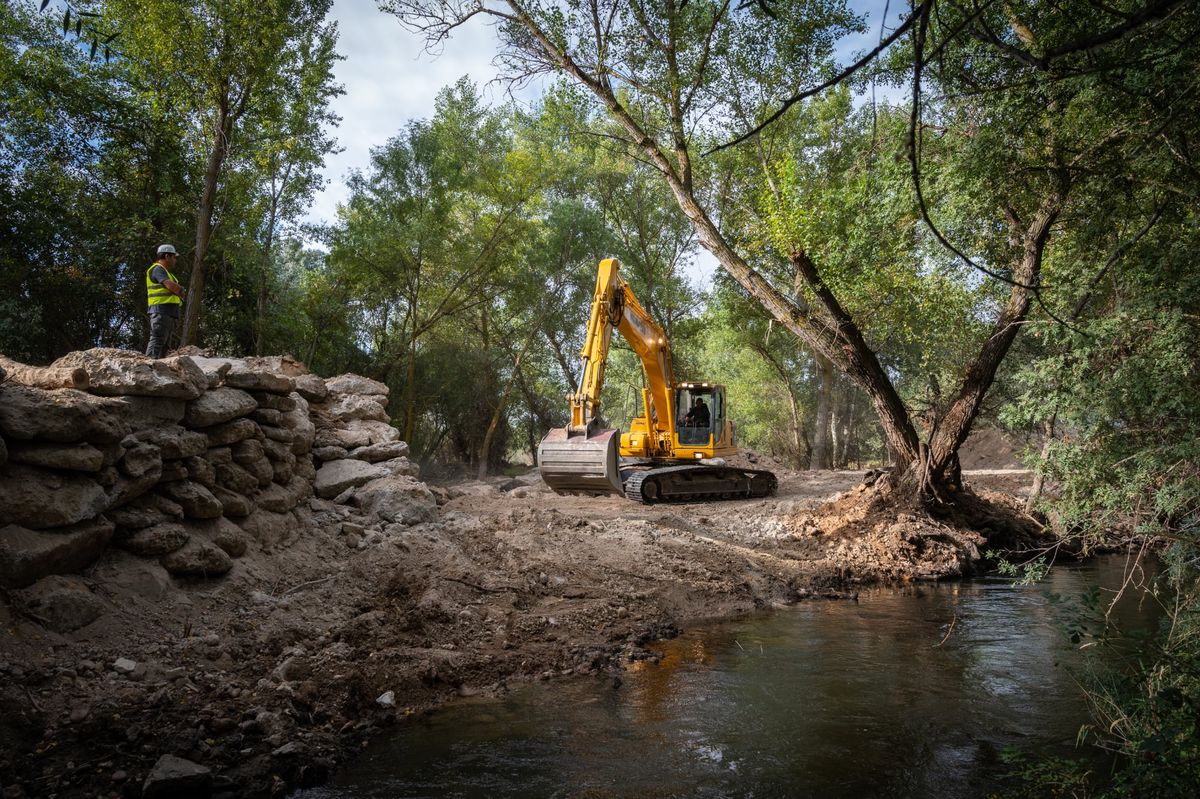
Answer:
top-left (478, 351), bottom-right (527, 480)
top-left (254, 194), bottom-right (278, 356)
top-left (923, 200), bottom-right (1061, 487)
top-left (810, 354), bottom-right (834, 470)
top-left (180, 99), bottom-right (233, 346)
top-left (883, 197), bottom-right (1062, 505)
top-left (254, 164), bottom-right (284, 356)
top-left (1026, 413), bottom-right (1056, 513)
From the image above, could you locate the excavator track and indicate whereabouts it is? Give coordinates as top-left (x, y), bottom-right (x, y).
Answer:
top-left (623, 464), bottom-right (778, 504)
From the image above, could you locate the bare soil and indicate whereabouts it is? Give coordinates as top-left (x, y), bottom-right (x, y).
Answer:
top-left (0, 465), bottom-right (1036, 798)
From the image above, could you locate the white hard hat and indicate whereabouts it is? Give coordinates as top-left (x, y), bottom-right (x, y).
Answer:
top-left (157, 244), bottom-right (177, 255)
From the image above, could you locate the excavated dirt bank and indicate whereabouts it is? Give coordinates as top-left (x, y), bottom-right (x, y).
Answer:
top-left (0, 464), bottom-right (1036, 799)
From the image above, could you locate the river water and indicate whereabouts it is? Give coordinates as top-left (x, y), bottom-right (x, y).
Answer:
top-left (302, 555), bottom-right (1159, 798)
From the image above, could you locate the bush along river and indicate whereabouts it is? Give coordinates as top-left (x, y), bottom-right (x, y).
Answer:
top-left (300, 555), bottom-right (1160, 798)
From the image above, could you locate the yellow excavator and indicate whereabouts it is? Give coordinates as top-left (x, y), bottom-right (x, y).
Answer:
top-left (538, 258), bottom-right (777, 503)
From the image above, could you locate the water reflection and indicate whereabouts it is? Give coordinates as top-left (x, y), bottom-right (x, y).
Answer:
top-left (300, 556), bottom-right (1159, 799)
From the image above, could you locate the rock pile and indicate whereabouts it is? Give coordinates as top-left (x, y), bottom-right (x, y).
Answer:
top-left (0, 349), bottom-right (431, 590)
top-left (306, 373), bottom-right (434, 525)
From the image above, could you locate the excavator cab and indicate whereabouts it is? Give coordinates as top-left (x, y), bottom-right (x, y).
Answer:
top-left (676, 384), bottom-right (719, 445)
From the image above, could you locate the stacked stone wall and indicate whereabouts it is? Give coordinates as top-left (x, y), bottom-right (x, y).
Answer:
top-left (0, 349), bottom-right (425, 589)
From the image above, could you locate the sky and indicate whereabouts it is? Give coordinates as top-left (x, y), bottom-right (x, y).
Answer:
top-left (302, 1), bottom-right (908, 284)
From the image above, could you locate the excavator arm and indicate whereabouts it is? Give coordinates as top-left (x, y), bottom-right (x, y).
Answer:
top-left (540, 258), bottom-right (675, 494)
top-left (568, 258), bottom-right (676, 437)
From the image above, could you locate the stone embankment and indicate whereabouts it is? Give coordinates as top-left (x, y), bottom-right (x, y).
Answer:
top-left (0, 348), bottom-right (432, 616)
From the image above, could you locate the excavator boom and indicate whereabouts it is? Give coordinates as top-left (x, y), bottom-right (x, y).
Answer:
top-left (537, 258), bottom-right (662, 495)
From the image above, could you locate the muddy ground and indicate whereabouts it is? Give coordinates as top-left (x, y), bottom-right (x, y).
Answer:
top-left (0, 465), bottom-right (1037, 798)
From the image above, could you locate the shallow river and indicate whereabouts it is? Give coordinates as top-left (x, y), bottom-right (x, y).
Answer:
top-left (302, 555), bottom-right (1159, 798)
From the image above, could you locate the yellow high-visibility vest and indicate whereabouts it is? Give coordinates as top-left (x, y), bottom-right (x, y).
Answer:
top-left (146, 264), bottom-right (182, 306)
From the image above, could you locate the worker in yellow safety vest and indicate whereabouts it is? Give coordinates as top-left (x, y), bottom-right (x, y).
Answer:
top-left (145, 244), bottom-right (187, 358)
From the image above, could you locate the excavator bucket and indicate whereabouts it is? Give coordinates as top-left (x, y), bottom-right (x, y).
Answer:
top-left (537, 427), bottom-right (623, 495)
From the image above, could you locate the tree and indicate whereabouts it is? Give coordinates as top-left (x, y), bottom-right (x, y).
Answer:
top-left (384, 0), bottom-right (1194, 515)
top-left (0, 1), bottom-right (192, 361)
top-left (326, 80), bottom-right (535, 442)
top-left (105, 0), bottom-right (339, 345)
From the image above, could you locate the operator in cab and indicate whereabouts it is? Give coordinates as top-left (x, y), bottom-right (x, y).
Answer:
top-left (684, 397), bottom-right (710, 427)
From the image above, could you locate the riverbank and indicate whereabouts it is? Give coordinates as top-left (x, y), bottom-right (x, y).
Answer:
top-left (0, 462), bottom-right (1037, 798)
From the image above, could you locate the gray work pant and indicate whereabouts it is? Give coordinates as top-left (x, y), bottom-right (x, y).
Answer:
top-left (146, 312), bottom-right (176, 359)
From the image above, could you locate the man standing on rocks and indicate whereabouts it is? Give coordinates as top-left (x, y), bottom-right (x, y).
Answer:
top-left (146, 244), bottom-right (186, 358)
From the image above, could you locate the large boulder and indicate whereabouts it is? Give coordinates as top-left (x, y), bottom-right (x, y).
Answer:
top-left (202, 445), bottom-right (232, 465)
top-left (127, 426), bottom-right (208, 459)
top-left (249, 392), bottom-right (296, 414)
top-left (244, 455), bottom-right (275, 488)
top-left (314, 427), bottom-right (371, 451)
top-left (224, 366), bottom-right (294, 395)
top-left (0, 463), bottom-right (109, 529)
top-left (210, 485), bottom-right (253, 517)
top-left (49, 349), bottom-right (206, 400)
top-left (115, 522), bottom-right (190, 556)
top-left (214, 461), bottom-right (261, 495)
top-left (108, 498), bottom-right (170, 531)
top-left (253, 482), bottom-right (298, 513)
top-left (181, 357), bottom-right (233, 389)
top-left (231, 438), bottom-right (266, 465)
top-left (259, 425), bottom-right (294, 444)
top-left (0, 519), bottom-right (114, 588)
top-left (325, 374), bottom-right (388, 396)
top-left (183, 455), bottom-right (216, 487)
top-left (14, 574), bottom-right (108, 632)
top-left (156, 481), bottom-right (223, 519)
top-left (183, 387), bottom-right (257, 428)
top-left (349, 440), bottom-right (410, 463)
top-left (293, 374), bottom-right (328, 402)
top-left (142, 754), bottom-right (212, 799)
top-left (189, 517), bottom-right (248, 558)
top-left (6, 441), bottom-right (105, 472)
top-left (109, 395), bottom-right (187, 432)
top-left (105, 461), bottom-right (164, 509)
top-left (201, 418), bottom-right (260, 447)
top-left (118, 441), bottom-right (163, 478)
top-left (294, 454), bottom-right (316, 482)
top-left (108, 495), bottom-right (175, 530)
top-left (243, 354), bottom-right (309, 377)
top-left (160, 539), bottom-right (233, 577)
top-left (327, 394), bottom-right (389, 423)
top-left (379, 456), bottom-right (420, 478)
top-left (355, 476), bottom-right (437, 525)
top-left (0, 385), bottom-right (130, 443)
top-left (249, 408), bottom-right (282, 426)
top-left (314, 459), bottom-right (388, 499)
top-left (282, 393), bottom-right (315, 453)
top-left (344, 419), bottom-right (401, 445)
top-left (260, 438), bottom-right (292, 463)
top-left (185, 356), bottom-right (295, 394)
top-left (268, 449), bottom-right (296, 484)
